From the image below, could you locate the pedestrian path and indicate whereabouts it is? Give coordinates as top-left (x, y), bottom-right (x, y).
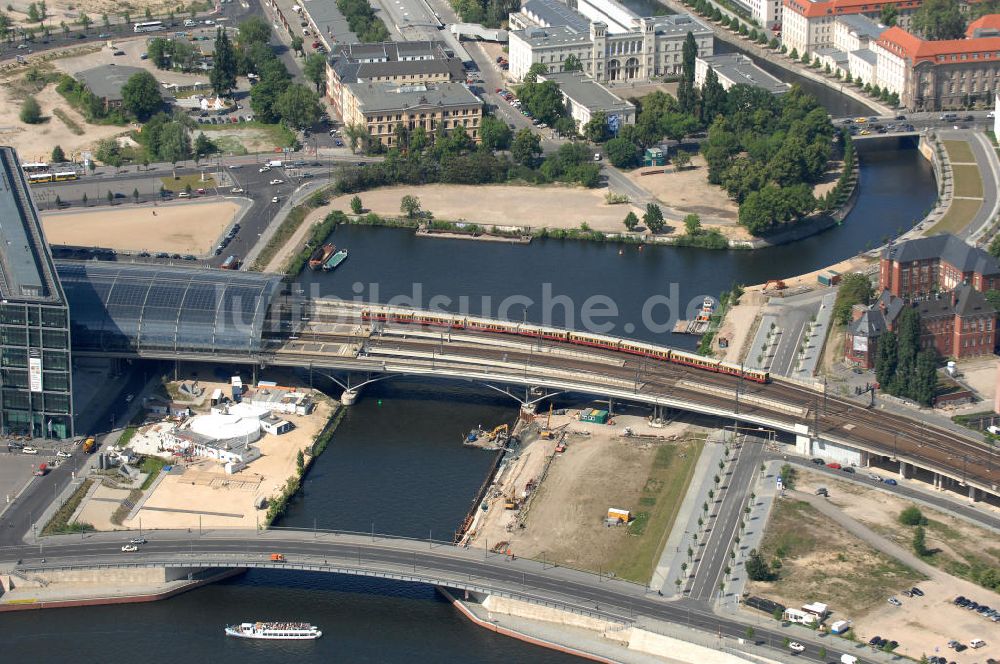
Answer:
top-left (793, 292), bottom-right (836, 380)
top-left (651, 432), bottom-right (726, 595)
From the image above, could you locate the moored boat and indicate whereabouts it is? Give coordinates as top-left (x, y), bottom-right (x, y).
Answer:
top-left (308, 244), bottom-right (335, 270)
top-left (224, 622), bottom-right (322, 640)
top-left (322, 249), bottom-right (348, 271)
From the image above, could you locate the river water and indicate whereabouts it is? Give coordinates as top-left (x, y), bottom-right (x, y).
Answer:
top-left (5, 81), bottom-right (935, 664)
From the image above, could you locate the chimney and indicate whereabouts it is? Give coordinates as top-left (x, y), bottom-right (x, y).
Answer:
top-left (851, 304), bottom-right (866, 321)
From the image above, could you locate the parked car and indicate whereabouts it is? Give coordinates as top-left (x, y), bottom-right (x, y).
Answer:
top-left (271, 196), bottom-right (280, 203)
top-left (815, 487), bottom-right (828, 496)
top-left (911, 587), bottom-right (924, 597)
top-left (269, 179), bottom-right (284, 185)
top-left (121, 544), bottom-right (139, 552)
top-left (883, 478), bottom-right (898, 486)
top-left (178, 191), bottom-right (191, 198)
top-left (811, 458), bottom-right (825, 464)
top-left (129, 537), bottom-right (147, 545)
top-left (230, 187), bottom-right (244, 193)
top-left (826, 462), bottom-right (842, 469)
top-left (788, 642), bottom-right (805, 653)
top-left (841, 466), bottom-right (855, 474)
top-left (56, 450), bottom-right (71, 458)
top-left (888, 597), bottom-right (902, 606)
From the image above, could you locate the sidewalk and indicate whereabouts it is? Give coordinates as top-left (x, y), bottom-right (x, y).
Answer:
top-left (651, 432), bottom-right (726, 595)
top-left (792, 291), bottom-right (836, 380)
top-left (720, 460), bottom-right (781, 613)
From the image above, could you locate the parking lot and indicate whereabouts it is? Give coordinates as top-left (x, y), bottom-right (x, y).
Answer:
top-left (0, 453), bottom-right (46, 507)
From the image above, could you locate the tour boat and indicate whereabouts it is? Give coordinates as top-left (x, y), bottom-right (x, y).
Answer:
top-left (322, 249), bottom-right (348, 271)
top-left (308, 244), bottom-right (335, 270)
top-left (224, 622), bottom-right (322, 640)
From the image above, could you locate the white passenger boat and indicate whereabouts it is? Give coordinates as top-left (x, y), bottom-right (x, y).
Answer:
top-left (224, 622), bottom-right (322, 640)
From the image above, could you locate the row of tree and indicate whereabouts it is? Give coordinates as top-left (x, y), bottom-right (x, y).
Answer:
top-left (450, 0), bottom-right (519, 29)
top-left (337, 0), bottom-right (390, 42)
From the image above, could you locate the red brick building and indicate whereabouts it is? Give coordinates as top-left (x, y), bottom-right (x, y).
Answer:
top-left (880, 234), bottom-right (1000, 298)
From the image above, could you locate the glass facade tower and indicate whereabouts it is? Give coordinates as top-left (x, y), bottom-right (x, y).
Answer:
top-left (0, 147), bottom-right (72, 439)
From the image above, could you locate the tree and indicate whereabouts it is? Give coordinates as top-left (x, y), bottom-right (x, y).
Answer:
top-left (19, 95), bottom-right (41, 124)
top-left (623, 210), bottom-right (639, 231)
top-left (194, 132), bottom-right (215, 157)
top-left (159, 122), bottom-right (191, 177)
top-left (562, 54), bottom-right (583, 72)
top-left (700, 66), bottom-right (727, 125)
top-left (296, 449), bottom-right (305, 474)
top-left (350, 195), bottom-right (363, 214)
top-left (523, 61), bottom-right (548, 83)
top-left (833, 273), bottom-right (875, 324)
top-left (684, 213), bottom-right (701, 235)
top-left (772, 607), bottom-right (784, 623)
top-left (789, 48), bottom-right (798, 60)
top-left (899, 505), bottom-right (927, 526)
top-left (519, 79), bottom-right (566, 124)
top-left (913, 0), bottom-right (966, 40)
top-left (50, 144), bottom-right (65, 163)
top-left (583, 111), bottom-right (611, 143)
top-left (82, 192), bottom-right (88, 206)
top-left (303, 52), bottom-right (327, 93)
top-left (875, 329), bottom-right (898, 389)
top-left (881, 2), bottom-right (899, 26)
top-left (275, 84), bottom-right (322, 130)
top-left (211, 28), bottom-right (238, 96)
top-left (132, 187), bottom-right (139, 204)
top-left (27, 2), bottom-right (40, 22)
top-left (912, 525), bottom-right (928, 556)
top-left (238, 16), bottom-right (272, 46)
top-left (673, 150), bottom-right (691, 171)
top-left (400, 194), bottom-right (421, 218)
top-left (511, 128), bottom-right (542, 167)
top-left (107, 189), bottom-right (114, 205)
top-left (121, 71), bottom-right (162, 120)
top-left (913, 349), bottom-right (938, 407)
top-left (290, 35), bottom-right (304, 56)
top-left (779, 463), bottom-right (796, 489)
top-left (644, 203), bottom-right (665, 233)
top-left (78, 12), bottom-right (91, 31)
top-left (605, 136), bottom-right (640, 168)
top-left (677, 31), bottom-right (698, 114)
top-left (479, 115), bottom-right (512, 151)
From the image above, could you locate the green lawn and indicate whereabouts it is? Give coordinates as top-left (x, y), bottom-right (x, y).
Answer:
top-left (160, 174), bottom-right (218, 193)
top-left (951, 165), bottom-right (984, 198)
top-left (927, 198), bottom-right (983, 235)
top-left (609, 437), bottom-right (704, 583)
top-left (197, 121), bottom-right (297, 149)
top-left (943, 140), bottom-right (976, 164)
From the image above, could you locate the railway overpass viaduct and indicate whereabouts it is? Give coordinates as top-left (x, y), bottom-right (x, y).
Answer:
top-left (1, 528), bottom-right (860, 664)
top-left (57, 262), bottom-right (1000, 505)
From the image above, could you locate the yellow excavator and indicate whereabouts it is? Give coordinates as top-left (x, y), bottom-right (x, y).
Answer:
top-left (486, 424), bottom-right (509, 441)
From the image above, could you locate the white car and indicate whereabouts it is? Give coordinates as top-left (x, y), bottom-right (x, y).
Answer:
top-left (259, 166), bottom-right (271, 173)
top-left (121, 544), bottom-right (138, 552)
top-left (271, 196), bottom-right (280, 203)
top-left (178, 191), bottom-right (191, 198)
top-left (888, 596), bottom-right (902, 606)
top-left (230, 187), bottom-right (244, 193)
top-left (56, 450), bottom-right (71, 458)
top-left (129, 537), bottom-right (147, 545)
top-left (269, 179), bottom-right (284, 185)
top-left (788, 642), bottom-right (805, 653)
top-left (22, 447), bottom-right (38, 455)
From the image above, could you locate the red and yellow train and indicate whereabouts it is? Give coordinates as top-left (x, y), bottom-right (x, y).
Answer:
top-left (359, 305), bottom-right (770, 384)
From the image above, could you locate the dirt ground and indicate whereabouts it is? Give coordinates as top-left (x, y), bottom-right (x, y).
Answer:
top-left (791, 469), bottom-right (1000, 660)
top-left (75, 483), bottom-right (132, 531)
top-left (470, 412), bottom-right (700, 583)
top-left (715, 290), bottom-right (767, 363)
top-left (6, 1), bottom-right (178, 27)
top-left (41, 199), bottom-right (240, 254)
top-left (950, 356), bottom-right (999, 411)
top-left (627, 155), bottom-right (739, 222)
top-left (750, 496), bottom-right (925, 624)
top-left (0, 73), bottom-right (126, 161)
top-left (126, 397), bottom-right (336, 531)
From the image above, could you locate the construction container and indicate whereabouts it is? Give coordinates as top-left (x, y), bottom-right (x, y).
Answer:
top-left (644, 147), bottom-right (665, 167)
top-left (607, 508), bottom-right (631, 523)
top-left (817, 270), bottom-right (841, 286)
top-left (579, 408), bottom-right (609, 424)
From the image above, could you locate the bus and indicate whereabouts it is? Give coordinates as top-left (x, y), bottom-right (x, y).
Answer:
top-left (27, 173), bottom-right (53, 184)
top-left (133, 21), bottom-right (164, 33)
top-left (53, 171), bottom-right (78, 181)
top-left (21, 162), bottom-right (48, 174)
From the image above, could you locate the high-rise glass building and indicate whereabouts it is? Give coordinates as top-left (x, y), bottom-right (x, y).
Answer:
top-left (0, 147), bottom-right (72, 439)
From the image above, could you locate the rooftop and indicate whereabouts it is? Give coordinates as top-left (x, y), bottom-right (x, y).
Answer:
top-left (785, 0), bottom-right (925, 20)
top-left (348, 82), bottom-right (482, 112)
top-left (836, 14), bottom-right (887, 41)
top-left (300, 0), bottom-right (360, 45)
top-left (967, 14), bottom-right (1000, 38)
top-left (815, 46), bottom-right (850, 63)
top-left (882, 234), bottom-right (1000, 276)
top-left (334, 41), bottom-right (451, 62)
top-left (75, 64), bottom-right (147, 101)
top-left (539, 70), bottom-right (635, 112)
top-left (698, 53), bottom-right (789, 94)
top-left (0, 146), bottom-right (62, 302)
top-left (514, 24), bottom-right (591, 47)
top-left (877, 25), bottom-right (1000, 65)
top-left (520, 0), bottom-right (591, 31)
top-left (648, 14), bottom-right (712, 36)
top-left (850, 48), bottom-right (877, 65)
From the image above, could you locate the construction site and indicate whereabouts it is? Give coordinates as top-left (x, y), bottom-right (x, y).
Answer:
top-left (461, 403), bottom-right (704, 583)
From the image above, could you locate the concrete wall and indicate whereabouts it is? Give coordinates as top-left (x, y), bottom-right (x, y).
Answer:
top-left (627, 628), bottom-right (755, 663)
top-left (811, 439), bottom-right (863, 466)
top-left (33, 567), bottom-right (208, 586)
top-left (482, 595), bottom-right (628, 641)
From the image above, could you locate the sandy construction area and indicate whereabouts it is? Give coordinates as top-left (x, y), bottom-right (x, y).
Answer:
top-left (714, 290), bottom-right (767, 363)
top-left (8, 1), bottom-right (185, 29)
top-left (628, 156), bottom-right (738, 222)
top-left (126, 399), bottom-right (336, 531)
top-left (333, 184), bottom-right (642, 232)
top-left (41, 199), bottom-right (241, 254)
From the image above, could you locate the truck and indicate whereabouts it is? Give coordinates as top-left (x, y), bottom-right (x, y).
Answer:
top-left (81, 436), bottom-right (96, 453)
top-left (267, 159), bottom-right (283, 168)
top-left (270, 553), bottom-right (286, 562)
top-left (33, 462), bottom-right (48, 476)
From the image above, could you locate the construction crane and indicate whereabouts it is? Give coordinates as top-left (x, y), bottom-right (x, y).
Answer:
top-left (540, 403), bottom-right (555, 439)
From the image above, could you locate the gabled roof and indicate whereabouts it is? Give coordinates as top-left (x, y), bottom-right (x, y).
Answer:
top-left (967, 14), bottom-right (1000, 38)
top-left (881, 234), bottom-right (1000, 277)
top-left (876, 25), bottom-right (1000, 65)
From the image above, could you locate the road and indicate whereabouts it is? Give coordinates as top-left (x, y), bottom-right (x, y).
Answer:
top-left (0, 529), bottom-right (867, 664)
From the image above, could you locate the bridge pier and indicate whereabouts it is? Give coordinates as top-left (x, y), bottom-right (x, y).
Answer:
top-left (340, 389), bottom-right (359, 406)
top-left (969, 485), bottom-right (979, 502)
top-left (794, 428), bottom-right (813, 456)
top-left (899, 461), bottom-right (911, 479)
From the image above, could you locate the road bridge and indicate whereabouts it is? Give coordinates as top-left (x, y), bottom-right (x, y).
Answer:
top-left (1, 528), bottom-right (860, 664)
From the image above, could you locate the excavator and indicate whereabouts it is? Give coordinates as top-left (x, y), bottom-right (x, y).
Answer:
top-left (486, 424), bottom-right (508, 441)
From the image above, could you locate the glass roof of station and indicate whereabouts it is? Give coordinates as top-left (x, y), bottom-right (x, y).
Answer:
top-left (55, 262), bottom-right (283, 356)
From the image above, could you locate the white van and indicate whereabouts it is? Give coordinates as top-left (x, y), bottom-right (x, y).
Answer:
top-left (840, 655), bottom-right (858, 664)
top-left (970, 638), bottom-right (986, 649)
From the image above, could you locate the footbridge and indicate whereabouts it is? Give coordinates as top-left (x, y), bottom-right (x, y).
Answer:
top-left (0, 528), bottom-right (859, 664)
top-left (55, 262), bottom-right (1000, 503)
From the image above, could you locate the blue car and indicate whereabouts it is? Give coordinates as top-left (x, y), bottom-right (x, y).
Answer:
top-left (883, 478), bottom-right (898, 486)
